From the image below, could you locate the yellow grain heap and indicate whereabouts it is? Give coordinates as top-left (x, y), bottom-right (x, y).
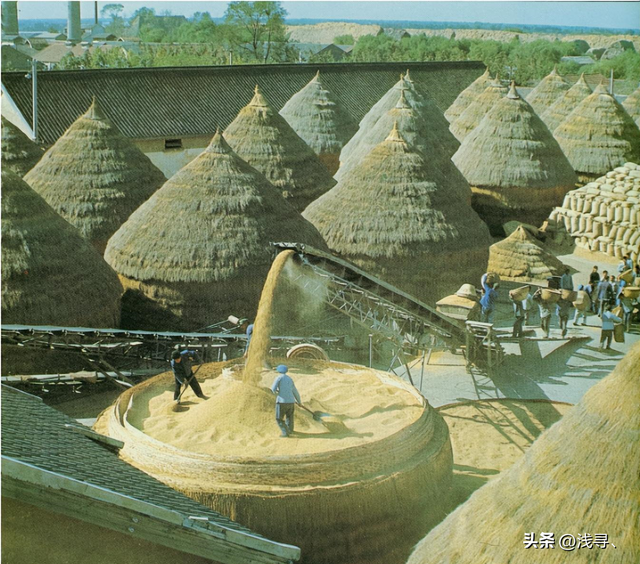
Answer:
top-left (545, 162), bottom-right (640, 262)
top-left (97, 251), bottom-right (453, 564)
top-left (407, 341), bottom-right (640, 564)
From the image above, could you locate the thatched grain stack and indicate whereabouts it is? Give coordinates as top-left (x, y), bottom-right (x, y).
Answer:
top-left (279, 71), bottom-right (357, 175)
top-left (449, 77), bottom-right (509, 141)
top-left (444, 68), bottom-right (492, 123)
top-left (540, 73), bottom-right (592, 132)
top-left (304, 124), bottom-right (491, 303)
top-left (1, 169), bottom-right (122, 327)
top-left (335, 90), bottom-right (472, 202)
top-left (408, 341), bottom-right (640, 564)
top-left (1, 117), bottom-right (43, 176)
top-left (546, 162), bottom-right (640, 262)
top-left (525, 65), bottom-right (571, 116)
top-left (553, 83), bottom-right (640, 183)
top-left (339, 72), bottom-right (459, 168)
top-left (104, 130), bottom-right (327, 330)
top-left (487, 226), bottom-right (564, 281)
top-left (622, 85), bottom-right (640, 128)
top-left (23, 97), bottom-right (166, 254)
top-left (224, 85), bottom-right (336, 212)
top-left (453, 84), bottom-right (578, 232)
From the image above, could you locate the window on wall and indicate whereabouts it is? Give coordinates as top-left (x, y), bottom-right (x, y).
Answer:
top-left (164, 139), bottom-right (182, 150)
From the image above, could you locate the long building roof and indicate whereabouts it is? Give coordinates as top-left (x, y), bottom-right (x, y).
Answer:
top-left (1, 61), bottom-right (484, 145)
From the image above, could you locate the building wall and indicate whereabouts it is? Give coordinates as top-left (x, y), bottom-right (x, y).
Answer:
top-left (1, 497), bottom-right (215, 564)
top-left (135, 136), bottom-right (211, 178)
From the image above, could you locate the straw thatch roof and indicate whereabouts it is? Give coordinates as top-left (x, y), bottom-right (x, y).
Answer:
top-left (339, 72), bottom-right (460, 168)
top-left (335, 89), bottom-right (472, 202)
top-left (304, 123), bottom-right (491, 303)
top-left (487, 226), bottom-right (564, 281)
top-left (449, 77), bottom-right (508, 141)
top-left (408, 340), bottom-right (640, 564)
top-left (452, 84), bottom-right (577, 232)
top-left (622, 85), bottom-right (640, 128)
top-left (525, 66), bottom-right (571, 116)
top-left (1, 169), bottom-right (122, 327)
top-left (553, 83), bottom-right (640, 182)
top-left (1, 117), bottom-right (43, 176)
top-left (540, 73), bottom-right (592, 132)
top-left (105, 130), bottom-right (327, 330)
top-left (279, 71), bottom-right (358, 175)
top-left (223, 85), bottom-right (337, 212)
top-left (444, 68), bottom-right (492, 123)
top-left (23, 97), bottom-right (166, 254)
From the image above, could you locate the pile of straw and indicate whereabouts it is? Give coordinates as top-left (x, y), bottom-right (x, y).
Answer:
top-left (224, 85), bottom-right (336, 212)
top-left (540, 73), bottom-right (592, 133)
top-left (525, 66), bottom-right (571, 116)
top-left (104, 130), bottom-right (326, 330)
top-left (335, 89), bottom-right (471, 202)
top-left (279, 71), bottom-right (357, 175)
top-left (408, 341), bottom-right (640, 564)
top-left (449, 77), bottom-right (508, 141)
top-left (99, 358), bottom-right (453, 564)
top-left (545, 162), bottom-right (640, 261)
top-left (444, 68), bottom-right (493, 123)
top-left (339, 71), bottom-right (459, 168)
top-left (487, 226), bottom-right (564, 281)
top-left (553, 83), bottom-right (640, 183)
top-left (453, 84), bottom-right (577, 233)
top-left (304, 123), bottom-right (491, 303)
top-left (23, 97), bottom-right (166, 254)
top-left (1, 117), bottom-right (43, 176)
top-left (2, 169), bottom-right (122, 327)
top-left (622, 85), bottom-right (640, 128)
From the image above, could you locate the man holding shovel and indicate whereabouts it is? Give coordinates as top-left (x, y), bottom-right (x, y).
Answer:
top-left (171, 349), bottom-right (207, 403)
top-left (271, 365), bottom-right (301, 438)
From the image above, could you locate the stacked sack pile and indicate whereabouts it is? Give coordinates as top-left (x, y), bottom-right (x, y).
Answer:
top-left (546, 162), bottom-right (640, 262)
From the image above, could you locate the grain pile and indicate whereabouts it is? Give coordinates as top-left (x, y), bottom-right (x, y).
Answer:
top-left (622, 85), bottom-right (640, 128)
top-left (1, 117), bottom-right (43, 176)
top-left (407, 341), bottom-right (640, 564)
top-left (279, 71), bottom-right (357, 175)
top-left (545, 162), bottom-right (640, 261)
top-left (23, 97), bottom-right (166, 254)
top-left (444, 68), bottom-right (492, 123)
top-left (97, 251), bottom-right (454, 564)
top-left (525, 66), bottom-right (571, 117)
top-left (540, 73), bottom-right (592, 133)
top-left (553, 83), bottom-right (640, 183)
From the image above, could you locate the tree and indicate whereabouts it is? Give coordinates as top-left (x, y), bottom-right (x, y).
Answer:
top-left (224, 1), bottom-right (288, 63)
top-left (334, 34), bottom-right (355, 45)
top-left (101, 3), bottom-right (125, 35)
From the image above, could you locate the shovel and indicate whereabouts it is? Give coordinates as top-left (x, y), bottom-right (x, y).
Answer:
top-left (298, 403), bottom-right (347, 434)
top-left (172, 363), bottom-right (204, 412)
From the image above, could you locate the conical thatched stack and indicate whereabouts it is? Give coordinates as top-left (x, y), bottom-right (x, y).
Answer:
top-left (554, 83), bottom-right (640, 183)
top-left (105, 130), bottom-right (327, 330)
top-left (279, 71), bottom-right (357, 175)
top-left (2, 169), bottom-right (122, 327)
top-left (336, 90), bottom-right (472, 202)
top-left (449, 77), bottom-right (509, 141)
top-left (304, 124), bottom-right (491, 303)
top-left (453, 84), bottom-right (578, 233)
top-left (541, 73), bottom-right (592, 132)
top-left (622, 85), bottom-right (640, 128)
top-left (408, 341), bottom-right (640, 564)
top-left (525, 66), bottom-right (571, 116)
top-left (339, 73), bottom-right (460, 169)
top-left (444, 68), bottom-right (492, 123)
top-left (23, 97), bottom-right (166, 254)
top-left (1, 117), bottom-right (43, 176)
top-left (224, 85), bottom-right (337, 212)
top-left (487, 226), bottom-right (564, 281)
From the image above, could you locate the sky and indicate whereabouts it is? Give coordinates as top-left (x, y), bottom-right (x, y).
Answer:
top-left (12, 1), bottom-right (640, 31)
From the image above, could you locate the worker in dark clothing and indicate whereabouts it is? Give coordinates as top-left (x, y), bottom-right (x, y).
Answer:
top-left (271, 365), bottom-right (301, 438)
top-left (171, 349), bottom-right (206, 403)
top-left (509, 293), bottom-right (526, 338)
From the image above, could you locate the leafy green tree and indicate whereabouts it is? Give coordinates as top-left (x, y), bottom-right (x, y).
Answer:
top-left (101, 4), bottom-right (125, 35)
top-left (333, 34), bottom-right (355, 45)
top-left (224, 1), bottom-right (288, 63)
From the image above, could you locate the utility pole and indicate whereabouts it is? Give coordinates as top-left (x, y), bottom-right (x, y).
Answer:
top-left (610, 69), bottom-right (614, 96)
top-left (29, 58), bottom-right (38, 142)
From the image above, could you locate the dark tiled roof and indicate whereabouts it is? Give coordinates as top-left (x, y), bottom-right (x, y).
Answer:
top-left (0, 385), bottom-right (257, 535)
top-left (2, 61), bottom-right (484, 145)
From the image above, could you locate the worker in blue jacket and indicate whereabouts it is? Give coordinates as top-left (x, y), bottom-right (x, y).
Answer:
top-left (271, 365), bottom-right (301, 438)
top-left (171, 349), bottom-right (206, 403)
top-left (480, 273), bottom-right (499, 323)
